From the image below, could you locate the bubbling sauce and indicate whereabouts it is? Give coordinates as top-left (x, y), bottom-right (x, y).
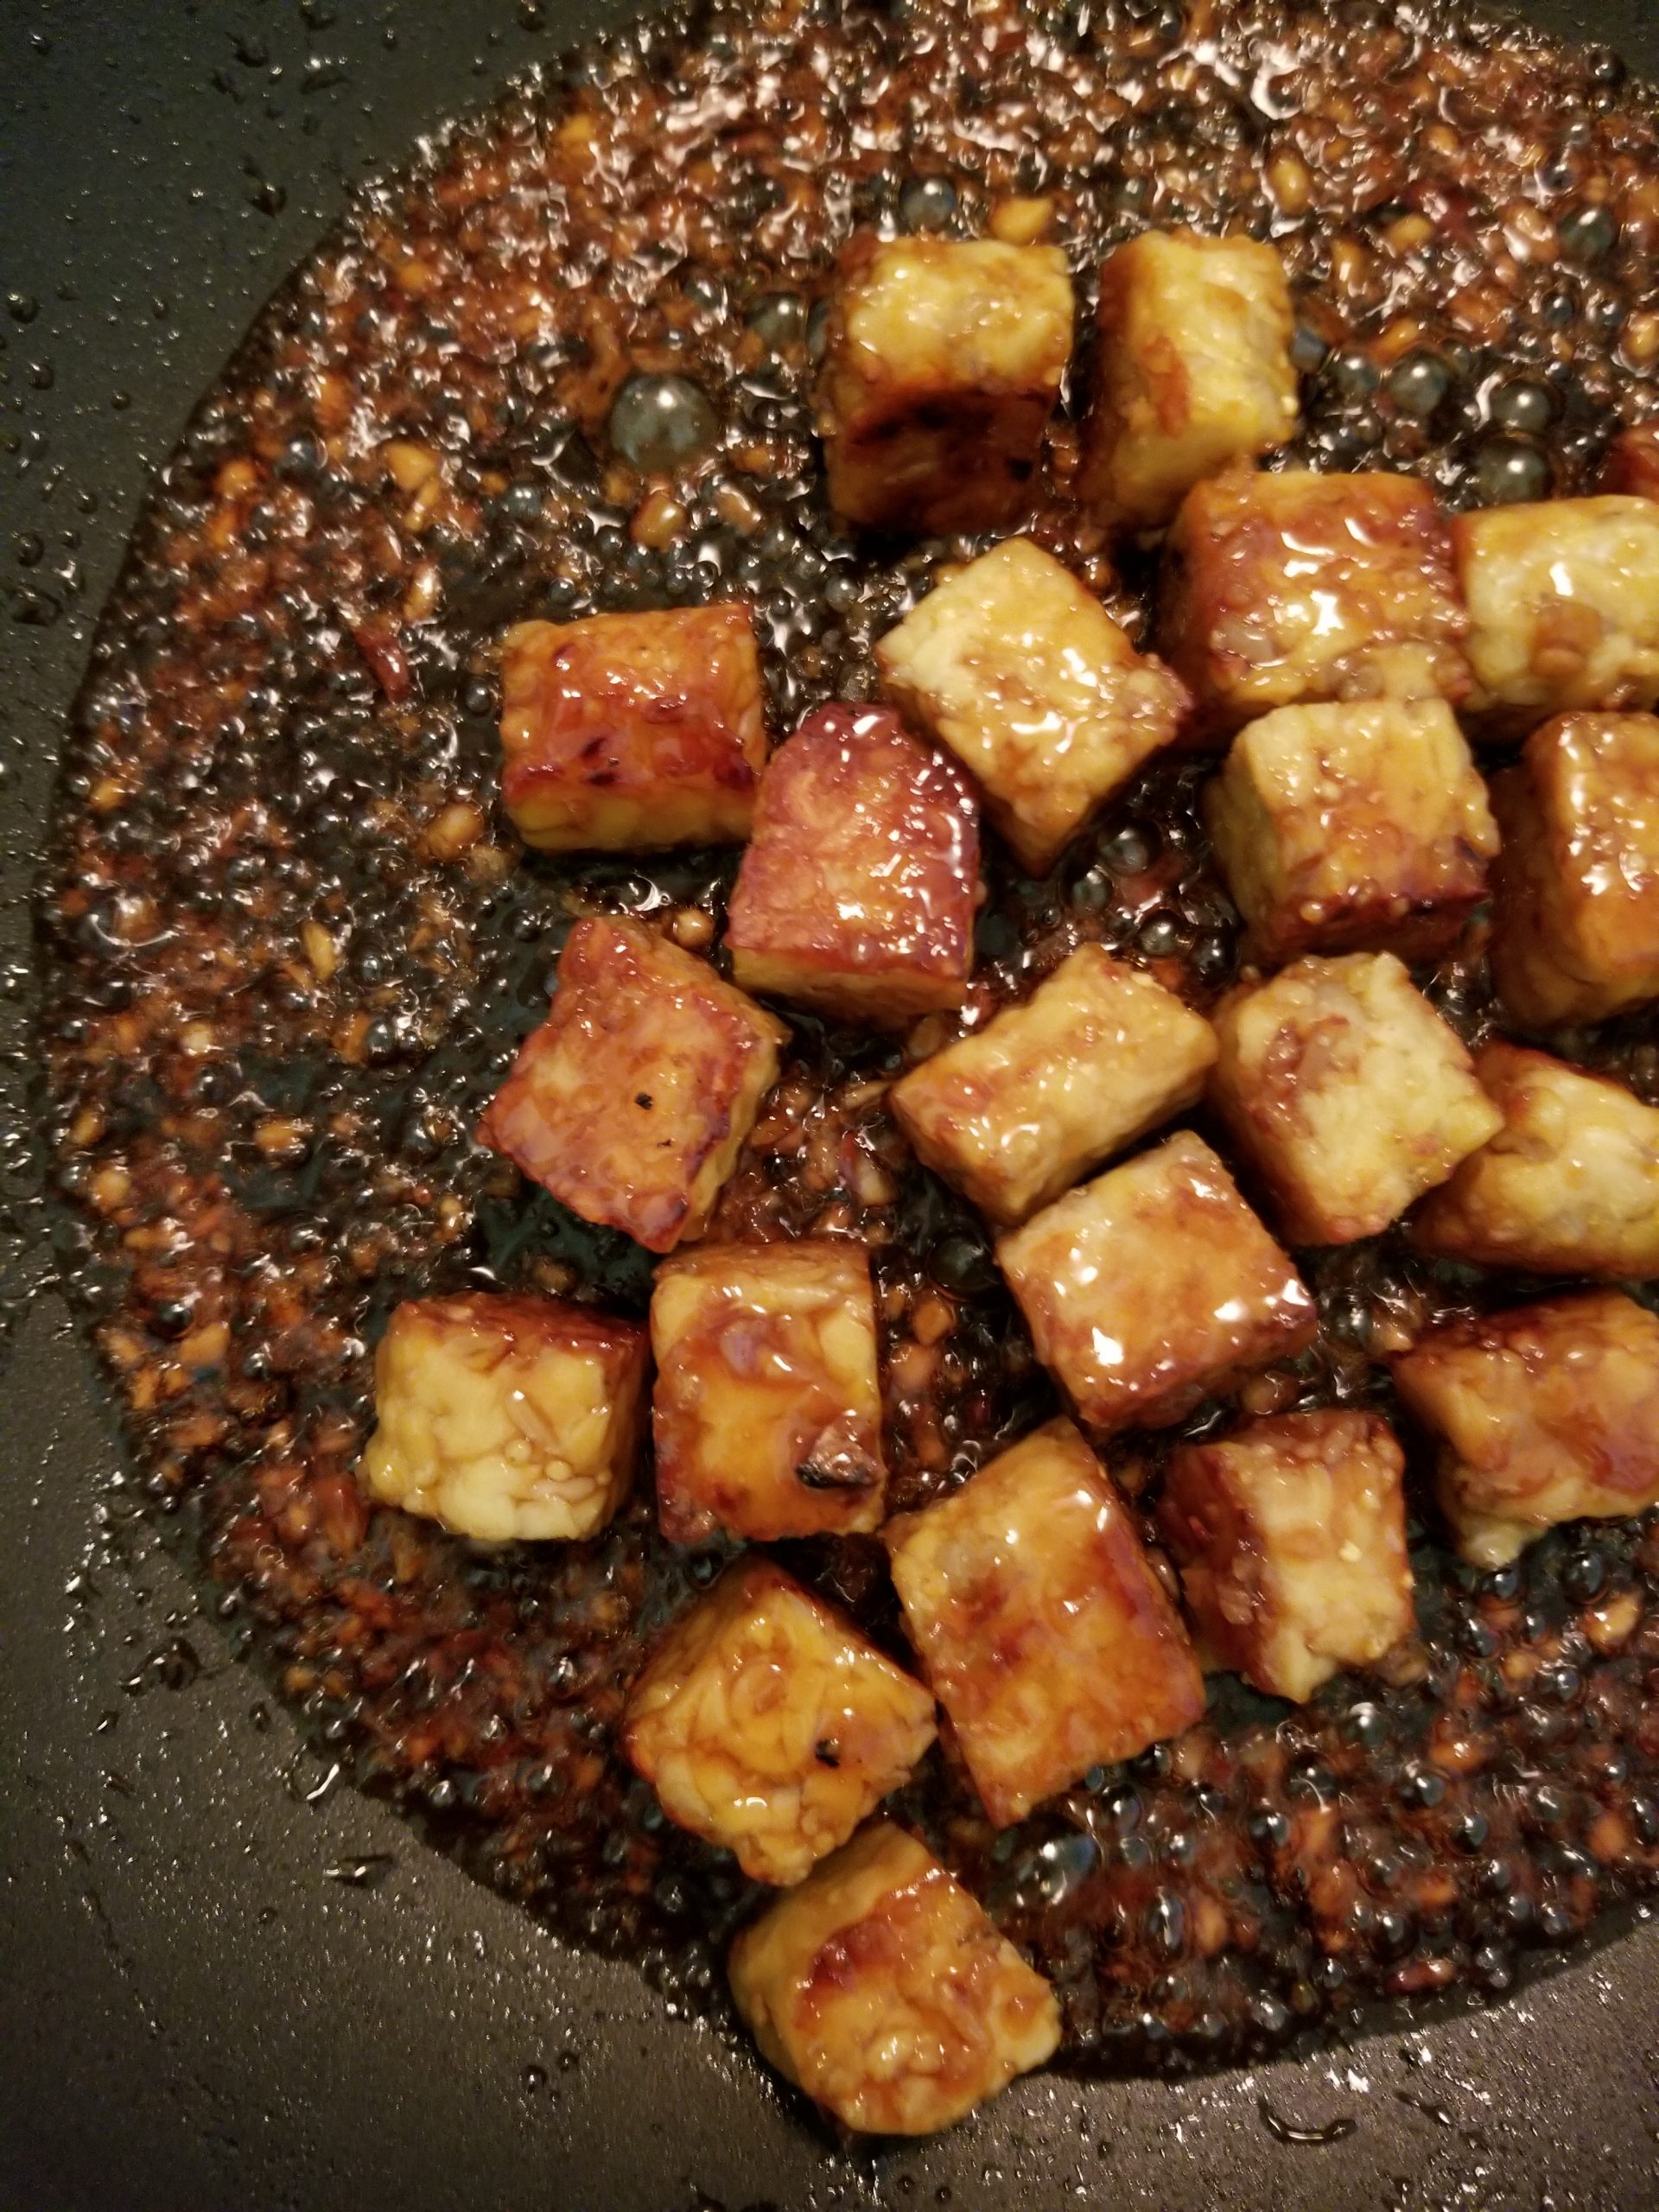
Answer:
top-left (38, 0), bottom-right (1659, 2080)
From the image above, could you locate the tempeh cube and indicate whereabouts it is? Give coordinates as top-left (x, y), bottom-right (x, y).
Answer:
top-left (1391, 1291), bottom-right (1659, 1567)
top-left (1159, 467), bottom-right (1471, 737)
top-left (997, 1131), bottom-right (1315, 1433)
top-left (1079, 230), bottom-right (1300, 533)
top-left (875, 537), bottom-right (1190, 873)
top-left (1452, 497), bottom-right (1659, 723)
top-left (1208, 954), bottom-right (1501, 1246)
top-left (888, 944), bottom-right (1217, 1227)
top-left (360, 1293), bottom-right (647, 1543)
top-left (1488, 712), bottom-right (1659, 1027)
top-left (622, 1558), bottom-right (937, 1886)
top-left (1203, 698), bottom-right (1499, 963)
top-left (1411, 1041), bottom-right (1659, 1280)
top-left (1600, 423), bottom-right (1659, 502)
top-left (498, 605), bottom-right (768, 852)
top-left (650, 1238), bottom-right (888, 1543)
top-left (728, 1820), bottom-right (1061, 2136)
top-left (475, 916), bottom-right (788, 1254)
top-left (884, 1418), bottom-right (1205, 1825)
top-left (725, 703), bottom-right (980, 1027)
top-left (815, 232), bottom-right (1075, 536)
top-left (1157, 1409), bottom-right (1416, 1702)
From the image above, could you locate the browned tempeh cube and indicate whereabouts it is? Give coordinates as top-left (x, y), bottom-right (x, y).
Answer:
top-left (884, 1417), bottom-right (1205, 1826)
top-left (1158, 1409), bottom-right (1416, 1702)
top-left (1159, 467), bottom-right (1471, 738)
top-left (728, 1821), bottom-right (1061, 2136)
top-left (1488, 712), bottom-right (1659, 1027)
top-left (1391, 1291), bottom-right (1659, 1567)
top-left (1208, 953), bottom-right (1502, 1246)
top-left (475, 916), bottom-right (788, 1254)
top-left (725, 703), bottom-right (980, 1027)
top-left (1204, 698), bottom-right (1498, 964)
top-left (996, 1131), bottom-right (1315, 1433)
top-left (888, 944), bottom-right (1217, 1227)
top-left (1411, 1042), bottom-right (1659, 1279)
top-left (815, 232), bottom-right (1075, 535)
top-left (498, 605), bottom-right (768, 851)
top-left (650, 1237), bottom-right (887, 1544)
top-left (1078, 230), bottom-right (1299, 533)
top-left (875, 537), bottom-right (1189, 872)
top-left (359, 1293), bottom-right (648, 1543)
top-left (622, 1557), bottom-right (937, 1886)
top-left (1452, 497), bottom-right (1659, 724)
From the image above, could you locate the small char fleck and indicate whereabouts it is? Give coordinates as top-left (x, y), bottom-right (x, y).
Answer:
top-left (322, 1853), bottom-right (395, 1888)
top-left (635, 1091), bottom-right (653, 1109)
top-left (124, 1636), bottom-right (202, 1695)
top-left (1257, 2095), bottom-right (1357, 2146)
top-left (814, 1738), bottom-right (842, 1768)
top-left (793, 1458), bottom-right (878, 1491)
top-left (300, 54), bottom-right (349, 93)
top-left (9, 587), bottom-right (62, 627)
top-left (285, 1753), bottom-right (343, 1806)
top-left (1395, 2090), bottom-right (1457, 2129)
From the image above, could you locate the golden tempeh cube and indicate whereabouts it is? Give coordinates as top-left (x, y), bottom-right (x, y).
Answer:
top-left (475, 916), bottom-right (788, 1254)
top-left (1411, 1041), bottom-right (1659, 1280)
top-left (650, 1238), bottom-right (888, 1544)
top-left (498, 605), bottom-right (767, 853)
top-left (1203, 697), bottom-right (1499, 963)
top-left (1600, 423), bottom-right (1659, 501)
top-left (1391, 1290), bottom-right (1659, 1567)
top-left (360, 1293), bottom-right (647, 1543)
top-left (1157, 1409), bottom-right (1416, 1703)
top-left (1208, 953), bottom-right (1502, 1247)
top-left (997, 1131), bottom-right (1315, 1433)
top-left (884, 1418), bottom-right (1205, 1825)
top-left (1078, 229), bottom-right (1299, 533)
top-left (889, 944), bottom-right (1217, 1227)
top-left (815, 232), bottom-right (1075, 536)
top-left (1488, 712), bottom-right (1659, 1027)
top-left (1159, 467), bottom-right (1472, 737)
top-left (1452, 496), bottom-right (1659, 723)
top-left (622, 1558), bottom-right (937, 1887)
top-left (728, 1820), bottom-right (1061, 2136)
top-left (875, 537), bottom-right (1190, 873)
top-left (725, 703), bottom-right (980, 1027)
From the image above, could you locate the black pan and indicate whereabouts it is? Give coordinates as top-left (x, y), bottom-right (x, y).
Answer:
top-left (4, 3), bottom-right (1659, 2207)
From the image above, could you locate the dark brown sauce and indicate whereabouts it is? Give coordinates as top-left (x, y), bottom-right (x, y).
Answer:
top-left (36, 0), bottom-right (1659, 2083)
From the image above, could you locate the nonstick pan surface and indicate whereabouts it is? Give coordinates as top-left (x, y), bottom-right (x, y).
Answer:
top-left (5, 3), bottom-right (1659, 2208)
